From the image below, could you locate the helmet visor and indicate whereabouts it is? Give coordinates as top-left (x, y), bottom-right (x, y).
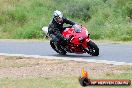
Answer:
top-left (54, 16), bottom-right (62, 23)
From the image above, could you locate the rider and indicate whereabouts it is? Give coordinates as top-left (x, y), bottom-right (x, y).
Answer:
top-left (48, 10), bottom-right (75, 50)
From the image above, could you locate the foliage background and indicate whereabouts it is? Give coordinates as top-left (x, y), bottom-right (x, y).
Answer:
top-left (0, 0), bottom-right (132, 41)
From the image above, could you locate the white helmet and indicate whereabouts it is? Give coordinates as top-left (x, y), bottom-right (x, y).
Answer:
top-left (53, 10), bottom-right (63, 23)
top-left (53, 10), bottom-right (63, 18)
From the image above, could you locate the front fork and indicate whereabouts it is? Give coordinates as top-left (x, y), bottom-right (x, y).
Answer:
top-left (82, 35), bottom-right (91, 54)
top-left (82, 37), bottom-right (91, 49)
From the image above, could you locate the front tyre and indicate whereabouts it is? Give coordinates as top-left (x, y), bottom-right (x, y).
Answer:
top-left (87, 41), bottom-right (99, 56)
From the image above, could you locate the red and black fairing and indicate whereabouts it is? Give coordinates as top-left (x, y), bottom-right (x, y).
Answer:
top-left (62, 24), bottom-right (90, 54)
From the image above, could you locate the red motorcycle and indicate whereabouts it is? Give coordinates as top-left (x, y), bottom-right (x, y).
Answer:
top-left (50, 24), bottom-right (99, 56)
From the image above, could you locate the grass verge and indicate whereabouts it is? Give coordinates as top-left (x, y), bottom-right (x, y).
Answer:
top-left (0, 56), bottom-right (131, 88)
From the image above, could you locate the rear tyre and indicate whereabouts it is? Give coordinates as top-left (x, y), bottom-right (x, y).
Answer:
top-left (87, 41), bottom-right (99, 56)
top-left (50, 40), bottom-right (67, 55)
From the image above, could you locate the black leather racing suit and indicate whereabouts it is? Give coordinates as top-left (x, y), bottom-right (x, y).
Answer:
top-left (48, 17), bottom-right (75, 44)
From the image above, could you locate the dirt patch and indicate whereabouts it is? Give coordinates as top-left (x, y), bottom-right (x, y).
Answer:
top-left (0, 56), bottom-right (131, 78)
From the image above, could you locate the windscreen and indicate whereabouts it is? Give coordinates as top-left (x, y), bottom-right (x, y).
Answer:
top-left (72, 24), bottom-right (81, 33)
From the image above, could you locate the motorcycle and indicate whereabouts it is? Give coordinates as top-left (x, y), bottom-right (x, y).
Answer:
top-left (42, 24), bottom-right (99, 56)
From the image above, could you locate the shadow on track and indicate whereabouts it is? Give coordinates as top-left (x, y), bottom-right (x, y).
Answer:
top-left (52, 54), bottom-right (94, 58)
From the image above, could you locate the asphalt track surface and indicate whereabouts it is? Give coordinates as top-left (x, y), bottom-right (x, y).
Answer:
top-left (0, 41), bottom-right (132, 64)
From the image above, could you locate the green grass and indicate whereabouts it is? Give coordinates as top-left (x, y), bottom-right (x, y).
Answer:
top-left (0, 0), bottom-right (132, 41)
top-left (0, 56), bottom-right (131, 88)
top-left (0, 73), bottom-right (131, 88)
top-left (0, 77), bottom-right (80, 88)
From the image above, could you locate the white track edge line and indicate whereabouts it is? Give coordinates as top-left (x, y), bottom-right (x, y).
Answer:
top-left (0, 53), bottom-right (132, 65)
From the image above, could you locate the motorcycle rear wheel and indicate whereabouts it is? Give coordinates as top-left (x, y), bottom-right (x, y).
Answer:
top-left (50, 40), bottom-right (67, 55)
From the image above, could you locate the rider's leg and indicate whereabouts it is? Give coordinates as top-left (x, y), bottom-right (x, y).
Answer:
top-left (52, 36), bottom-right (66, 54)
top-left (56, 33), bottom-right (71, 45)
top-left (50, 34), bottom-right (62, 50)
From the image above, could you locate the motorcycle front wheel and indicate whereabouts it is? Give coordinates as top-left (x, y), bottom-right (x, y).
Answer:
top-left (87, 41), bottom-right (99, 56)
